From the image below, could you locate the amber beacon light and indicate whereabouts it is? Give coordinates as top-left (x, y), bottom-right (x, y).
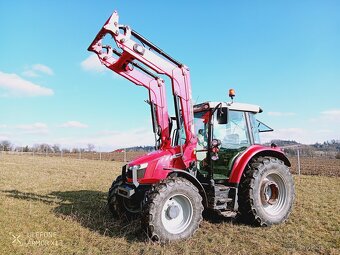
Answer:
top-left (229, 89), bottom-right (236, 101)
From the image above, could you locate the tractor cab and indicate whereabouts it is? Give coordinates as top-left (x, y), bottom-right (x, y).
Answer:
top-left (193, 100), bottom-right (273, 182)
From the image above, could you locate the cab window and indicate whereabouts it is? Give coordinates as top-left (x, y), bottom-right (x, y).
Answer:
top-left (213, 110), bottom-right (250, 149)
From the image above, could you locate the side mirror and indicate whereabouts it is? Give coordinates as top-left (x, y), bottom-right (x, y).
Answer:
top-left (217, 107), bottom-right (228, 124)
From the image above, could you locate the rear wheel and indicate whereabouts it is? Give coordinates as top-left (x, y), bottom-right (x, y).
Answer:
top-left (238, 156), bottom-right (295, 226)
top-left (108, 175), bottom-right (142, 219)
top-left (142, 177), bottom-right (203, 242)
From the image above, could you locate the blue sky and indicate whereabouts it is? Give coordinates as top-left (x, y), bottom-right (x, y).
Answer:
top-left (0, 1), bottom-right (339, 151)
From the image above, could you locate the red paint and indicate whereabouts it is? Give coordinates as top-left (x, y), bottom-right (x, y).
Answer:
top-left (126, 149), bottom-right (174, 184)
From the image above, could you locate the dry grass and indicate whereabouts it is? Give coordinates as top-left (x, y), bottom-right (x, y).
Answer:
top-left (0, 154), bottom-right (339, 255)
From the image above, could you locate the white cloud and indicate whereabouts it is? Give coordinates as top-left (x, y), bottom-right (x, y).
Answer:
top-left (320, 110), bottom-right (340, 121)
top-left (268, 112), bottom-right (296, 117)
top-left (87, 128), bottom-right (153, 148)
top-left (0, 135), bottom-right (9, 141)
top-left (81, 55), bottom-right (106, 72)
top-left (60, 121), bottom-right (88, 128)
top-left (261, 128), bottom-right (305, 143)
top-left (48, 127), bottom-right (153, 151)
top-left (22, 64), bottom-right (54, 77)
top-left (15, 122), bottom-right (49, 135)
top-left (260, 126), bottom-right (339, 145)
top-left (16, 122), bottom-right (48, 130)
top-left (0, 124), bottom-right (7, 128)
top-left (32, 64), bottom-right (54, 75)
top-left (22, 70), bottom-right (39, 78)
top-left (309, 109), bottom-right (340, 124)
top-left (0, 71), bottom-right (54, 97)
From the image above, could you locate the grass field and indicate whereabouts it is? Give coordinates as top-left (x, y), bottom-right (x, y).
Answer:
top-left (0, 154), bottom-right (339, 255)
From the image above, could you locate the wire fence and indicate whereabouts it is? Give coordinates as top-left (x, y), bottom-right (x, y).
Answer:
top-left (0, 150), bottom-right (145, 163)
top-left (1, 148), bottom-right (339, 177)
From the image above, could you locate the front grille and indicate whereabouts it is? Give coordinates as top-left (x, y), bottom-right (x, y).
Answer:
top-left (127, 168), bottom-right (146, 179)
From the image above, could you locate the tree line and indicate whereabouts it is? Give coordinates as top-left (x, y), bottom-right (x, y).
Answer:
top-left (1, 139), bottom-right (339, 158)
top-left (0, 140), bottom-right (96, 153)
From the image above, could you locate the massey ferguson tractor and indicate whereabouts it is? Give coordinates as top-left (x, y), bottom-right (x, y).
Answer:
top-left (88, 11), bottom-right (295, 242)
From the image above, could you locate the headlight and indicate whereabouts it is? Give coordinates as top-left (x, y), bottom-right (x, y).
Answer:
top-left (127, 163), bottom-right (148, 181)
top-left (129, 163), bottom-right (148, 171)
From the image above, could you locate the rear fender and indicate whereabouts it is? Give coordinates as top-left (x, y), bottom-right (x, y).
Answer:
top-left (167, 169), bottom-right (208, 208)
top-left (228, 145), bottom-right (291, 185)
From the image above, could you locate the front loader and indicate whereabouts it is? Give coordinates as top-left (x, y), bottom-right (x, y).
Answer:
top-left (88, 11), bottom-right (295, 242)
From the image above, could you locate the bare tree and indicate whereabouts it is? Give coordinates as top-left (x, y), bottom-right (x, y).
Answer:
top-left (33, 143), bottom-right (53, 153)
top-left (0, 140), bottom-right (12, 151)
top-left (52, 144), bottom-right (61, 153)
top-left (71, 148), bottom-right (79, 153)
top-left (87, 144), bottom-right (95, 152)
top-left (62, 148), bottom-right (70, 153)
top-left (14, 146), bottom-right (23, 152)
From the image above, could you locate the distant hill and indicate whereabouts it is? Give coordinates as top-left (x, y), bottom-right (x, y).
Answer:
top-left (263, 139), bottom-right (339, 157)
top-left (265, 140), bottom-right (301, 147)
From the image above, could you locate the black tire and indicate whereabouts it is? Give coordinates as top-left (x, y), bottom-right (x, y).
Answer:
top-left (108, 175), bottom-right (141, 219)
top-left (238, 156), bottom-right (295, 226)
top-left (142, 177), bottom-right (203, 242)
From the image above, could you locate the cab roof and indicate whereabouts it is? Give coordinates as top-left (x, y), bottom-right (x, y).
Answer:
top-left (193, 101), bottom-right (262, 113)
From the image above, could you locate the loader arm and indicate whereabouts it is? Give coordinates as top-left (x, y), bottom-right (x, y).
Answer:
top-left (88, 11), bottom-right (196, 167)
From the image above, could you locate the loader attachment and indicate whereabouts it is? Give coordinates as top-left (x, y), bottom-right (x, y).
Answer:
top-left (88, 11), bottom-right (197, 167)
top-left (88, 11), bottom-right (170, 149)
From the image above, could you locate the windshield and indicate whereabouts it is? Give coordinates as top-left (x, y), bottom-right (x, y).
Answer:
top-left (213, 110), bottom-right (250, 149)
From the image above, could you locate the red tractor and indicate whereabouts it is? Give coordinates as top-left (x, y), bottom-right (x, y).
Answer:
top-left (88, 11), bottom-right (295, 242)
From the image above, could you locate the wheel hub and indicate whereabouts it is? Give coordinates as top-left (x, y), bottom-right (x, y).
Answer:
top-left (261, 180), bottom-right (279, 205)
top-left (161, 194), bottom-right (193, 234)
top-left (166, 204), bottom-right (180, 219)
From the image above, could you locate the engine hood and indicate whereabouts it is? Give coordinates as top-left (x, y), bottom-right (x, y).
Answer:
top-left (128, 149), bottom-right (173, 167)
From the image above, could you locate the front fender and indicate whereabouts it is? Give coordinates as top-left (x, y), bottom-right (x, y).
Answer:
top-left (228, 145), bottom-right (291, 185)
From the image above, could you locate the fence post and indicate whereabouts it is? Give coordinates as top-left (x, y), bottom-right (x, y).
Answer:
top-left (297, 147), bottom-right (301, 176)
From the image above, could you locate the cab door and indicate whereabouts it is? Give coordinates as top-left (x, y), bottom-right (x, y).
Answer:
top-left (212, 110), bottom-right (251, 179)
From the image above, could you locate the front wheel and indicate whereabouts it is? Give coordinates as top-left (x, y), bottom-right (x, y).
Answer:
top-left (238, 156), bottom-right (295, 226)
top-left (108, 175), bottom-right (142, 219)
top-left (142, 177), bottom-right (203, 242)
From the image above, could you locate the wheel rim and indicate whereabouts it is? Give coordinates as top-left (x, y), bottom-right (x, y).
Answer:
top-left (260, 173), bottom-right (288, 216)
top-left (161, 194), bottom-right (193, 234)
